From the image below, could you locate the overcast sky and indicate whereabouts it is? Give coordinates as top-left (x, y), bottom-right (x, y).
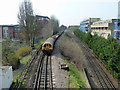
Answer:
top-left (0, 0), bottom-right (119, 26)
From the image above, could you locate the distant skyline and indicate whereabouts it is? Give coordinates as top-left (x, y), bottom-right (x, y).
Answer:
top-left (0, 0), bottom-right (120, 26)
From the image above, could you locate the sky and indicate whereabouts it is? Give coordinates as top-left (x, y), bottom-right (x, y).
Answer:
top-left (0, 0), bottom-right (120, 26)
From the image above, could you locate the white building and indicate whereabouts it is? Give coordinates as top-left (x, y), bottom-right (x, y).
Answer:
top-left (0, 66), bottom-right (13, 89)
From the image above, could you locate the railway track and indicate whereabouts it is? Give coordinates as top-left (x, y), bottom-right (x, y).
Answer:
top-left (79, 41), bottom-right (116, 89)
top-left (13, 46), bottom-right (42, 89)
top-left (34, 55), bottom-right (55, 89)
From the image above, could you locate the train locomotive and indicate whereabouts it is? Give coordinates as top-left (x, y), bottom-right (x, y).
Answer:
top-left (42, 31), bottom-right (64, 56)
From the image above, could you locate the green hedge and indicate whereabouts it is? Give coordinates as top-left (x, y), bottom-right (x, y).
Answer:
top-left (7, 53), bottom-right (20, 70)
top-left (7, 46), bottom-right (32, 70)
top-left (74, 29), bottom-right (120, 81)
top-left (15, 46), bottom-right (32, 57)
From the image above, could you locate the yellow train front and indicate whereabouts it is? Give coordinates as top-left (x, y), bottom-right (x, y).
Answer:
top-left (42, 37), bottom-right (55, 56)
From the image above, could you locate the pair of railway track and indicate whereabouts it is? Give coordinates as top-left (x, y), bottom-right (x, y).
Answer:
top-left (79, 41), bottom-right (116, 89)
top-left (33, 54), bottom-right (55, 89)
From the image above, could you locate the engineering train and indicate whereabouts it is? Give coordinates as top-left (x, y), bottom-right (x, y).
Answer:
top-left (42, 31), bottom-right (64, 55)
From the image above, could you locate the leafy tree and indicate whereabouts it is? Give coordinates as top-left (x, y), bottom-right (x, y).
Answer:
top-left (2, 39), bottom-right (13, 62)
top-left (7, 53), bottom-right (20, 70)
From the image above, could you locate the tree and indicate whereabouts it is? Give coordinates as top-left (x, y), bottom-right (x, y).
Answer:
top-left (18, 0), bottom-right (37, 47)
top-left (2, 39), bottom-right (14, 62)
top-left (50, 16), bottom-right (59, 35)
top-left (59, 25), bottom-right (67, 31)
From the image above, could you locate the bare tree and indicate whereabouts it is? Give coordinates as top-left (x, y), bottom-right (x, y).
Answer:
top-left (50, 16), bottom-right (60, 35)
top-left (18, 0), bottom-right (37, 47)
top-left (41, 21), bottom-right (53, 39)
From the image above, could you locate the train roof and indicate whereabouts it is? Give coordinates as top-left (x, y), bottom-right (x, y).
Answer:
top-left (43, 37), bottom-right (55, 46)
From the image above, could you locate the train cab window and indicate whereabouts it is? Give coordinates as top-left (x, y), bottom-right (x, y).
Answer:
top-left (49, 44), bottom-right (51, 47)
top-left (48, 44), bottom-right (49, 46)
top-left (44, 44), bottom-right (46, 47)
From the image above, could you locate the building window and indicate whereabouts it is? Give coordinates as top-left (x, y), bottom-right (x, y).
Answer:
top-left (15, 33), bottom-right (17, 35)
top-left (16, 37), bottom-right (17, 39)
top-left (20, 33), bottom-right (22, 35)
top-left (10, 32), bottom-right (12, 35)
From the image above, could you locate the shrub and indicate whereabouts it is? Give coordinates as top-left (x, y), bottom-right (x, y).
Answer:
top-left (7, 53), bottom-right (20, 70)
top-left (15, 46), bottom-right (32, 57)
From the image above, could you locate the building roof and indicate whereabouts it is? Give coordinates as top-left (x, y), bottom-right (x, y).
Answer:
top-left (0, 25), bottom-right (18, 27)
top-left (92, 19), bottom-right (120, 25)
top-left (36, 15), bottom-right (50, 20)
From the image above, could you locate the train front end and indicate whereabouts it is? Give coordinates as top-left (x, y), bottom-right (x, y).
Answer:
top-left (42, 38), bottom-right (55, 56)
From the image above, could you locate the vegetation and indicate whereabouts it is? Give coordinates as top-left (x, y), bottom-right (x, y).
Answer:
top-left (59, 32), bottom-right (87, 88)
top-left (74, 29), bottom-right (120, 81)
top-left (15, 46), bottom-right (32, 57)
top-left (63, 57), bottom-right (86, 88)
top-left (18, 0), bottom-right (44, 47)
top-left (5, 46), bottom-right (32, 69)
top-left (50, 16), bottom-right (59, 35)
top-left (7, 53), bottom-right (20, 69)
top-left (20, 55), bottom-right (31, 65)
top-left (2, 39), bottom-right (28, 67)
top-left (11, 55), bottom-right (31, 88)
top-left (34, 41), bottom-right (43, 48)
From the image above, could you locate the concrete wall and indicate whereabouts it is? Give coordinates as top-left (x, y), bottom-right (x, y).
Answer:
top-left (0, 66), bottom-right (13, 89)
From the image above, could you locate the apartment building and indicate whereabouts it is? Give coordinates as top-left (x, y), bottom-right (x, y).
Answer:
top-left (91, 19), bottom-right (120, 39)
top-left (0, 25), bottom-right (15, 40)
top-left (36, 15), bottom-right (50, 25)
top-left (80, 18), bottom-right (100, 33)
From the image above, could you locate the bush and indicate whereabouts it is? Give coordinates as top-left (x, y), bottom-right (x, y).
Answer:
top-left (15, 46), bottom-right (32, 57)
top-left (7, 53), bottom-right (20, 70)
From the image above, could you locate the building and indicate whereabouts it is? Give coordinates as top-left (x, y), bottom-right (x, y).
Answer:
top-left (0, 66), bottom-right (13, 89)
top-left (118, 1), bottom-right (120, 19)
top-left (36, 15), bottom-right (50, 25)
top-left (14, 25), bottom-right (23, 40)
top-left (0, 25), bottom-right (22, 40)
top-left (35, 15), bottom-right (50, 42)
top-left (0, 15), bottom-right (50, 41)
top-left (0, 25), bottom-right (15, 40)
top-left (113, 19), bottom-right (120, 39)
top-left (80, 18), bottom-right (100, 33)
top-left (91, 19), bottom-right (120, 39)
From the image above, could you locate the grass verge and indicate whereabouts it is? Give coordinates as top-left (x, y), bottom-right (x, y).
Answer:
top-left (20, 55), bottom-right (31, 64)
top-left (62, 56), bottom-right (86, 88)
